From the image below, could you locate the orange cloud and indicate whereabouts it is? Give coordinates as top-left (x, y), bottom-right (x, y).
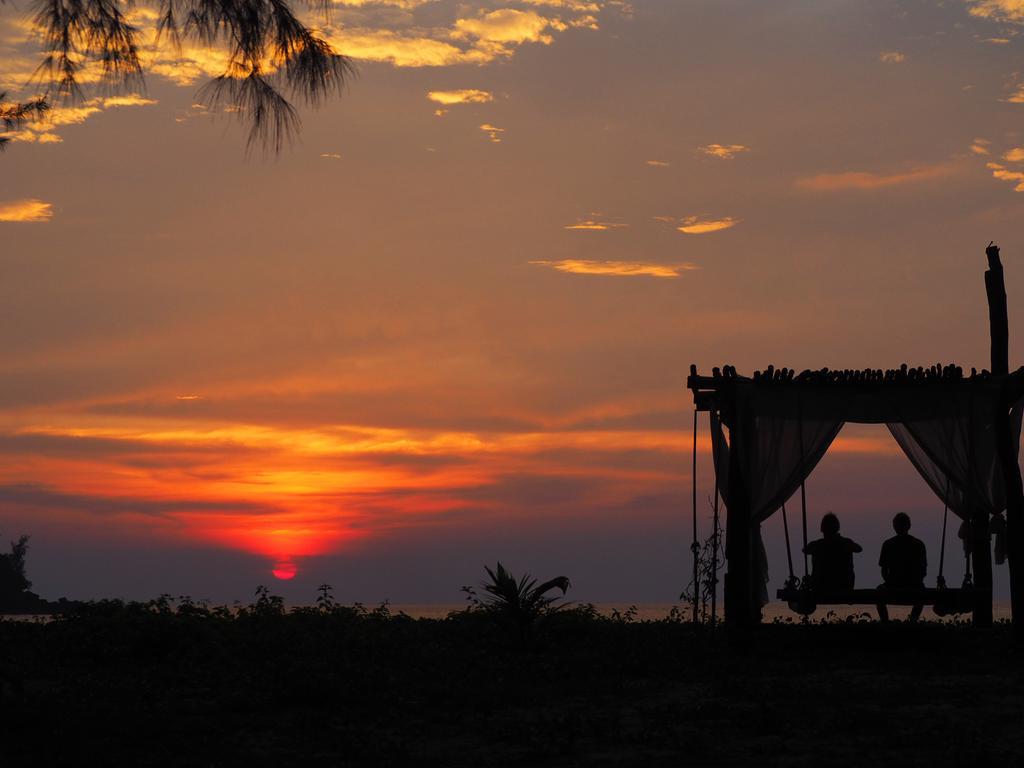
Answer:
top-left (0, 199), bottom-right (53, 222)
top-left (968, 1), bottom-right (1024, 22)
top-left (529, 259), bottom-right (696, 277)
top-left (520, 0), bottom-right (601, 10)
top-left (453, 9), bottom-right (564, 45)
top-left (645, 159), bottom-right (670, 167)
top-left (2, 95), bottom-right (158, 145)
top-left (879, 51), bottom-right (905, 63)
top-left (698, 143), bottom-right (749, 160)
top-left (102, 94), bottom-right (159, 108)
top-left (427, 88), bottom-right (493, 105)
top-left (795, 164), bottom-right (952, 190)
top-left (1004, 147), bottom-right (1024, 162)
top-left (971, 138), bottom-right (991, 155)
top-left (480, 123), bottom-right (505, 142)
top-left (987, 161), bottom-right (1024, 191)
top-left (564, 219), bottom-right (627, 230)
top-left (676, 216), bottom-right (739, 234)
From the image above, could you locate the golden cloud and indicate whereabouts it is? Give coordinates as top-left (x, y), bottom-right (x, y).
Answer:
top-left (564, 219), bottom-right (627, 230)
top-left (3, 94), bottom-right (158, 145)
top-left (676, 216), bottom-right (739, 234)
top-left (698, 143), bottom-right (749, 160)
top-left (971, 138), bottom-right (991, 155)
top-left (645, 159), bottom-right (670, 167)
top-left (1007, 85), bottom-right (1024, 103)
top-left (520, 0), bottom-right (601, 11)
top-left (529, 259), bottom-right (697, 278)
top-left (453, 9), bottom-right (562, 45)
top-left (795, 164), bottom-right (952, 190)
top-left (102, 94), bottom-right (159, 108)
top-left (320, 152), bottom-right (342, 159)
top-left (480, 123), bottom-right (505, 142)
top-left (0, 199), bottom-right (53, 222)
top-left (1004, 147), bottom-right (1024, 162)
top-left (7, 130), bottom-right (62, 144)
top-left (332, 0), bottom-right (437, 6)
top-left (987, 161), bottom-right (1024, 191)
top-left (323, 28), bottom-right (493, 67)
top-left (968, 0), bottom-right (1024, 22)
top-left (426, 88), bottom-right (493, 105)
top-left (879, 51), bottom-right (906, 63)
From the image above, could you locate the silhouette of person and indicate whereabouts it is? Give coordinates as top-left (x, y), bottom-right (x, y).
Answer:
top-left (803, 513), bottom-right (862, 592)
top-left (877, 512), bottom-right (927, 622)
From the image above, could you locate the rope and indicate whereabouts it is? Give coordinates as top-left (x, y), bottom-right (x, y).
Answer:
top-left (937, 476), bottom-right (950, 589)
top-left (798, 402), bottom-right (809, 579)
top-left (800, 480), bottom-right (809, 579)
top-left (691, 408), bottom-right (700, 624)
top-left (781, 501), bottom-right (795, 582)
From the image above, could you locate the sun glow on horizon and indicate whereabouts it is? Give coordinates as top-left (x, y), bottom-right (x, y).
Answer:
top-left (272, 561), bottom-right (297, 580)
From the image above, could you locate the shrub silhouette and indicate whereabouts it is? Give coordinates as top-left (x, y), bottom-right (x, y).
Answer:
top-left (472, 562), bottom-right (571, 645)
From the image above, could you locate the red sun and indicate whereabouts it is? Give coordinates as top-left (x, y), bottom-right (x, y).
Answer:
top-left (272, 561), bottom-right (297, 580)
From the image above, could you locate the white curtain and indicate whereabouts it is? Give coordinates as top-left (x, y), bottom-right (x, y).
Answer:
top-left (706, 377), bottom-right (1019, 603)
top-left (710, 399), bottom-right (843, 605)
top-left (887, 405), bottom-right (1022, 520)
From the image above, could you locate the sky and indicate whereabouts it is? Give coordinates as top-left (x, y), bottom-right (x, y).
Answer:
top-left (4, 0), bottom-right (1024, 605)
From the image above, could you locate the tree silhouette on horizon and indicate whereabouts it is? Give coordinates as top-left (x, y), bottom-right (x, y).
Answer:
top-left (0, 534), bottom-right (32, 608)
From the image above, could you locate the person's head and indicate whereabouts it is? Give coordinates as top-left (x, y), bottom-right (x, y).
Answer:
top-left (893, 512), bottom-right (911, 534)
top-left (821, 512), bottom-right (840, 536)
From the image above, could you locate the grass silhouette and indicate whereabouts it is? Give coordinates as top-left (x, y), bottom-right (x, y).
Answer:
top-left (2, 583), bottom-right (1024, 766)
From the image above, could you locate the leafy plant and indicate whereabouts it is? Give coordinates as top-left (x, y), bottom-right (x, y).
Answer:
top-left (473, 563), bottom-right (572, 647)
top-left (680, 500), bottom-right (725, 625)
top-left (479, 562), bottom-right (571, 618)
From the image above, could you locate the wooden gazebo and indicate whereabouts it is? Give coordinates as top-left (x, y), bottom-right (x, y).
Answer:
top-left (687, 245), bottom-right (1024, 633)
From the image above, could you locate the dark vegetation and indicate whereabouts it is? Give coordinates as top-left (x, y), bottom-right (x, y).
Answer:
top-left (2, 557), bottom-right (1024, 766)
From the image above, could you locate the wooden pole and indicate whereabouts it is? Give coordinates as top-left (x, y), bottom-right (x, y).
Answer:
top-left (711, 477), bottom-right (720, 627)
top-left (985, 243), bottom-right (1024, 635)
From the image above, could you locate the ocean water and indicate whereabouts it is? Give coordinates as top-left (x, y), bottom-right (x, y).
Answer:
top-left (389, 601), bottom-right (1016, 622)
top-left (3, 601), bottom-right (1014, 622)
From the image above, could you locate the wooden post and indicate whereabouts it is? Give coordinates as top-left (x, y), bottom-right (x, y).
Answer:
top-left (971, 510), bottom-right (993, 627)
top-left (723, 398), bottom-right (754, 637)
top-left (986, 243), bottom-right (1024, 635)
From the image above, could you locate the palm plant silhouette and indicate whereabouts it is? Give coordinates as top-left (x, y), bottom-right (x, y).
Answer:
top-left (476, 563), bottom-right (571, 643)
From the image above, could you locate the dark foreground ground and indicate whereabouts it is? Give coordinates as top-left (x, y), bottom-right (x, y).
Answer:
top-left (2, 597), bottom-right (1023, 767)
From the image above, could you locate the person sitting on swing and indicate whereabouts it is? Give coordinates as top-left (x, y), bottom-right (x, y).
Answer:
top-left (877, 512), bottom-right (927, 622)
top-left (803, 512), bottom-right (862, 592)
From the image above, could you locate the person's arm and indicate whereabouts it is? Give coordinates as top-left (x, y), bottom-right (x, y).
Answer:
top-left (850, 540), bottom-right (863, 553)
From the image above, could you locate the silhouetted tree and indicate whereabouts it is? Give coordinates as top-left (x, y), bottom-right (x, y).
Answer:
top-left (0, 93), bottom-right (48, 151)
top-left (0, 0), bottom-right (353, 152)
top-left (0, 535), bottom-right (31, 606)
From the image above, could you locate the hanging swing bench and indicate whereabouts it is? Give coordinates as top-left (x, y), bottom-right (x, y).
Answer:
top-left (687, 362), bottom-right (1024, 626)
top-left (773, 490), bottom-right (979, 617)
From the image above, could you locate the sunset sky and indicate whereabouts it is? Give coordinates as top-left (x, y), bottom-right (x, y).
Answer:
top-left (4, 0), bottom-right (1024, 604)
